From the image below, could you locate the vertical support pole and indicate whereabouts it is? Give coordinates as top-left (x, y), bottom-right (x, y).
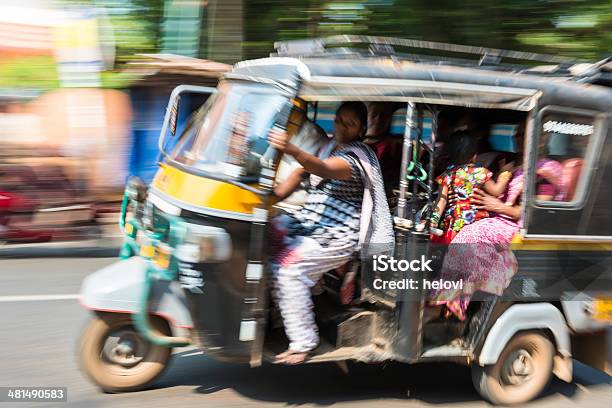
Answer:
top-left (520, 109), bottom-right (538, 230)
top-left (425, 107), bottom-right (438, 230)
top-left (398, 102), bottom-right (416, 219)
top-left (410, 107), bottom-right (423, 225)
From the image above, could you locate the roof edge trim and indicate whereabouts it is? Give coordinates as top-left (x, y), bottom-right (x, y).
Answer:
top-left (233, 57), bottom-right (311, 81)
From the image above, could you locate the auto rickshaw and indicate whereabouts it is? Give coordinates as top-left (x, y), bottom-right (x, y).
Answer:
top-left (79, 36), bottom-right (612, 405)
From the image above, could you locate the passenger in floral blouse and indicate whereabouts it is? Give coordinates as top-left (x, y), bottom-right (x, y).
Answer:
top-left (428, 131), bottom-right (512, 244)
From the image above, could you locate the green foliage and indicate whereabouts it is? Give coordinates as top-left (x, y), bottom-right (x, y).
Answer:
top-left (0, 56), bottom-right (60, 90)
top-left (4, 0), bottom-right (611, 90)
top-left (243, 0), bottom-right (611, 60)
top-left (100, 70), bottom-right (143, 89)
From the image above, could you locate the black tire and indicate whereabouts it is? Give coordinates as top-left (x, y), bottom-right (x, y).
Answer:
top-left (79, 313), bottom-right (172, 393)
top-left (472, 331), bottom-right (554, 405)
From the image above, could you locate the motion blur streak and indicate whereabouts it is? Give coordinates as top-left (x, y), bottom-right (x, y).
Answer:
top-left (0, 0), bottom-right (609, 248)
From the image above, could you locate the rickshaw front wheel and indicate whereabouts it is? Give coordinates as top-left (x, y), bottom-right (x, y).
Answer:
top-left (79, 313), bottom-right (172, 393)
top-left (471, 331), bottom-right (554, 405)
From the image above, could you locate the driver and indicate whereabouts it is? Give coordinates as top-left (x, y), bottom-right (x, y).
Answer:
top-left (267, 101), bottom-right (394, 364)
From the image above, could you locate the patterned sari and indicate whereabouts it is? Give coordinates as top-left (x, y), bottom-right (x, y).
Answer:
top-left (430, 159), bottom-right (562, 320)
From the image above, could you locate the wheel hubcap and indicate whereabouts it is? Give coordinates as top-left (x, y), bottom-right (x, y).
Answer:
top-left (102, 328), bottom-right (148, 367)
top-left (502, 349), bottom-right (535, 385)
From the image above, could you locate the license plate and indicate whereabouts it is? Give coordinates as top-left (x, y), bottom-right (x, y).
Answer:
top-left (593, 298), bottom-right (612, 322)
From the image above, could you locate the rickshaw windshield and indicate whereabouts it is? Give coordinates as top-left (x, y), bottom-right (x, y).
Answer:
top-left (170, 81), bottom-right (288, 180)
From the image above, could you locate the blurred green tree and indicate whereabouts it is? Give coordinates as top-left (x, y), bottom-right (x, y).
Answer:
top-left (3, 0), bottom-right (611, 91)
top-left (56, 0), bottom-right (612, 62)
top-left (242, 0), bottom-right (611, 61)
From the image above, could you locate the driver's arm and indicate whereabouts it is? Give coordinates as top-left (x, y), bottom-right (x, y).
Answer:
top-left (268, 128), bottom-right (353, 180)
top-left (273, 167), bottom-right (306, 201)
top-left (293, 152), bottom-right (353, 181)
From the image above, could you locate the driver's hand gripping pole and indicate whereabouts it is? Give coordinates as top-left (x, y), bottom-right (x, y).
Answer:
top-left (260, 101), bottom-right (294, 191)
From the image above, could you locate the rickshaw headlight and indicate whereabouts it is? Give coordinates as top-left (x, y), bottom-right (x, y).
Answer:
top-left (175, 225), bottom-right (232, 263)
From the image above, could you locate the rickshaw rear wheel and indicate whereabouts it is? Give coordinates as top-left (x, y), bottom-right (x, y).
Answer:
top-left (79, 313), bottom-right (172, 393)
top-left (471, 331), bottom-right (554, 406)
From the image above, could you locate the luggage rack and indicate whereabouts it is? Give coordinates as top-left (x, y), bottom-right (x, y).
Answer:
top-left (273, 35), bottom-right (580, 74)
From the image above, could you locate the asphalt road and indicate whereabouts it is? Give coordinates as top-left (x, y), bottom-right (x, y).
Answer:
top-left (0, 258), bottom-right (610, 408)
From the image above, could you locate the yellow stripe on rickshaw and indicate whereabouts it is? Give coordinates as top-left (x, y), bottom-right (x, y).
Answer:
top-left (151, 164), bottom-right (263, 215)
top-left (511, 235), bottom-right (612, 251)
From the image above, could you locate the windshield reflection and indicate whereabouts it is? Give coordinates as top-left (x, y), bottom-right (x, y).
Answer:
top-left (170, 82), bottom-right (287, 179)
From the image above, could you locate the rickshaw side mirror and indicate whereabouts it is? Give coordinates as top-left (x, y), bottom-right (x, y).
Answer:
top-left (159, 85), bottom-right (216, 158)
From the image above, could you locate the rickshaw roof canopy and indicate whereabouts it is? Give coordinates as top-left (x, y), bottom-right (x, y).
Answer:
top-left (228, 36), bottom-right (612, 112)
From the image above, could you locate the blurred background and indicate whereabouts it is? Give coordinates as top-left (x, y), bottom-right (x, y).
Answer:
top-left (0, 0), bottom-right (610, 249)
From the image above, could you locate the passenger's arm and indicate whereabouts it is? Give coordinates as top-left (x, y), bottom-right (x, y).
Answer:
top-left (273, 167), bottom-right (306, 201)
top-left (431, 184), bottom-right (448, 226)
top-left (268, 128), bottom-right (353, 180)
top-left (482, 170), bottom-right (512, 197)
top-left (472, 188), bottom-right (521, 220)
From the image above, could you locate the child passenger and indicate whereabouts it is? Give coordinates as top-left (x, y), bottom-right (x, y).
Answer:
top-left (428, 130), bottom-right (512, 244)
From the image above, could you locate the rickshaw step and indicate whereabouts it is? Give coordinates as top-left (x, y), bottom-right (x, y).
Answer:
top-left (421, 342), bottom-right (470, 359)
top-left (264, 343), bottom-right (389, 364)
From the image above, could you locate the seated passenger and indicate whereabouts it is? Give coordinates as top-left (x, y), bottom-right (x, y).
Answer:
top-left (428, 127), bottom-right (561, 321)
top-left (428, 131), bottom-right (512, 244)
top-left (363, 102), bottom-right (404, 195)
top-left (268, 102), bottom-right (394, 364)
top-left (540, 131), bottom-right (581, 201)
top-left (432, 113), bottom-right (488, 179)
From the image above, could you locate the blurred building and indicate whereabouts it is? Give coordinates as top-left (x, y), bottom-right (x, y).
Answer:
top-left (0, 4), bottom-right (129, 198)
top-left (0, 5), bottom-right (59, 58)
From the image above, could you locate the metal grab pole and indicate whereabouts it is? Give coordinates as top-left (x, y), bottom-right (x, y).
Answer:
top-left (411, 107), bottom-right (423, 225)
top-left (398, 102), bottom-right (417, 220)
top-left (426, 107), bottom-right (438, 230)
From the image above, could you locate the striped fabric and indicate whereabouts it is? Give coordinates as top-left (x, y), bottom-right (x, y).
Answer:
top-left (281, 140), bottom-right (367, 248)
top-left (271, 140), bottom-right (394, 353)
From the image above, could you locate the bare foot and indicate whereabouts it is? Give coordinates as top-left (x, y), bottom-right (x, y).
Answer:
top-left (274, 349), bottom-right (309, 365)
